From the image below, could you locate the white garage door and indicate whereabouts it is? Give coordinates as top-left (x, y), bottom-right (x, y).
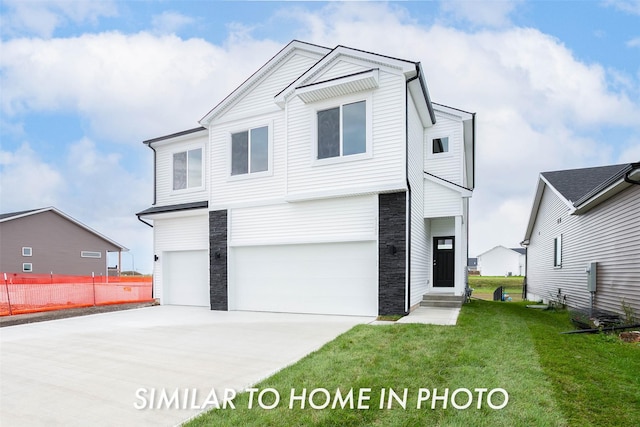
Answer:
top-left (230, 241), bottom-right (378, 316)
top-left (164, 250), bottom-right (209, 307)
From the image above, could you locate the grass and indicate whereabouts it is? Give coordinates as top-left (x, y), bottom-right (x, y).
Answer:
top-left (469, 276), bottom-right (524, 302)
top-left (187, 301), bottom-right (639, 427)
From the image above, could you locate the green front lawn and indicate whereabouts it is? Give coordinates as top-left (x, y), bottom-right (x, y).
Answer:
top-left (188, 301), bottom-right (639, 427)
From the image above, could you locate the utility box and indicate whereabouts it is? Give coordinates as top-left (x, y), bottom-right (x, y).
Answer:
top-left (586, 261), bottom-right (597, 292)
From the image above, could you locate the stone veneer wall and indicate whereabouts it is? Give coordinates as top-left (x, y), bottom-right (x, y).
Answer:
top-left (209, 210), bottom-right (228, 310)
top-left (378, 191), bottom-right (407, 315)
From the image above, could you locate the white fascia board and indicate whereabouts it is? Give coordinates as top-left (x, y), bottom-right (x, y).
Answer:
top-left (4, 207), bottom-right (129, 251)
top-left (539, 174), bottom-right (575, 211)
top-left (573, 177), bottom-right (629, 214)
top-left (432, 104), bottom-right (473, 121)
top-left (523, 175), bottom-right (573, 241)
top-left (146, 128), bottom-right (208, 148)
top-left (202, 41), bottom-right (330, 125)
top-left (423, 173), bottom-right (473, 197)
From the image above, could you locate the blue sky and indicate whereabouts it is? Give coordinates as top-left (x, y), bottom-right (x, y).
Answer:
top-left (1, 0), bottom-right (639, 273)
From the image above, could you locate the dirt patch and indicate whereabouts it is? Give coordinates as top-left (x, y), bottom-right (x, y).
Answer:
top-left (0, 301), bottom-right (158, 327)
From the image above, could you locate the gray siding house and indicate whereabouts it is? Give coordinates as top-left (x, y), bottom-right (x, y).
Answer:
top-left (0, 207), bottom-right (127, 276)
top-left (522, 163), bottom-right (640, 316)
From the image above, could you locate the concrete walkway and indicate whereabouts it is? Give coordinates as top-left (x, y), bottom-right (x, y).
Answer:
top-left (0, 306), bottom-right (373, 427)
top-left (396, 306), bottom-right (461, 325)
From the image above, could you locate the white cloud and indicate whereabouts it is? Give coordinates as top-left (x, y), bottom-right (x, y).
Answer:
top-left (151, 11), bottom-right (195, 35)
top-left (627, 37), bottom-right (640, 47)
top-left (0, 143), bottom-right (65, 209)
top-left (603, 0), bottom-right (640, 15)
top-left (439, 0), bottom-right (522, 28)
top-left (2, 0), bottom-right (118, 38)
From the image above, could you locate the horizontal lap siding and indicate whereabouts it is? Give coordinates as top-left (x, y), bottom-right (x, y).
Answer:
top-left (424, 113), bottom-right (463, 185)
top-left (230, 195), bottom-right (378, 246)
top-left (153, 214), bottom-right (209, 301)
top-left (527, 185), bottom-right (640, 315)
top-left (423, 179), bottom-right (462, 217)
top-left (155, 134), bottom-right (208, 206)
top-left (286, 69), bottom-right (406, 197)
top-left (408, 96), bottom-right (430, 307)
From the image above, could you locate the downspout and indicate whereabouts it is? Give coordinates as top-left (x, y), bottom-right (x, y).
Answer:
top-left (137, 215), bottom-right (153, 228)
top-left (405, 81), bottom-right (412, 315)
top-left (146, 140), bottom-right (158, 206)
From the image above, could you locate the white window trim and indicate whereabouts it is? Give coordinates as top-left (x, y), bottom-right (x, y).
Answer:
top-left (311, 93), bottom-right (373, 167)
top-left (81, 251), bottom-right (102, 259)
top-left (227, 121), bottom-right (274, 181)
top-left (22, 263), bottom-right (33, 272)
top-left (22, 247), bottom-right (32, 257)
top-left (553, 235), bottom-right (562, 268)
top-left (171, 145), bottom-right (205, 194)
top-left (427, 133), bottom-right (454, 159)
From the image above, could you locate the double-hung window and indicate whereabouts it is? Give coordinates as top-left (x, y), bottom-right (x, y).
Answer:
top-left (173, 148), bottom-right (203, 190)
top-left (231, 126), bottom-right (269, 176)
top-left (317, 100), bottom-right (367, 159)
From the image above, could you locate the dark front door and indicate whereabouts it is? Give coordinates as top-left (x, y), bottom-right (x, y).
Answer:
top-left (433, 237), bottom-right (455, 287)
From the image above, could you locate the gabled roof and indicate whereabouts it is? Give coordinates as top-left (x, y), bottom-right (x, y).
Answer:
top-left (523, 162), bottom-right (640, 241)
top-left (0, 207), bottom-right (128, 251)
top-left (477, 245), bottom-right (523, 257)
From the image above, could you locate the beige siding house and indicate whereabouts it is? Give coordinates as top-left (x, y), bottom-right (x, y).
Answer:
top-left (137, 40), bottom-right (475, 316)
top-left (523, 163), bottom-right (640, 316)
top-left (0, 207), bottom-right (127, 276)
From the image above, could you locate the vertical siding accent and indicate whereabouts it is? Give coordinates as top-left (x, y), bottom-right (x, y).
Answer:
top-left (407, 95), bottom-right (430, 307)
top-left (378, 191), bottom-right (407, 315)
top-left (527, 184), bottom-right (640, 315)
top-left (153, 213), bottom-right (209, 302)
top-left (209, 210), bottom-right (228, 310)
top-left (424, 112), bottom-right (463, 185)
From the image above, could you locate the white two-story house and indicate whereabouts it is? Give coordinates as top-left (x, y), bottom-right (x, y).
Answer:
top-left (137, 40), bottom-right (475, 316)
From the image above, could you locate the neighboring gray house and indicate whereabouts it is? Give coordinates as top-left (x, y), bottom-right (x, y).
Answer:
top-left (137, 40), bottom-right (476, 316)
top-left (476, 245), bottom-right (525, 276)
top-left (0, 207), bottom-right (128, 276)
top-left (522, 163), bottom-right (640, 316)
top-left (467, 257), bottom-right (478, 273)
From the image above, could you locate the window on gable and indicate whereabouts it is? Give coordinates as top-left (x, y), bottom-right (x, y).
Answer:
top-left (173, 148), bottom-right (202, 190)
top-left (22, 247), bottom-right (32, 257)
top-left (432, 137), bottom-right (449, 154)
top-left (231, 126), bottom-right (268, 175)
top-left (317, 100), bottom-right (366, 159)
top-left (553, 235), bottom-right (562, 267)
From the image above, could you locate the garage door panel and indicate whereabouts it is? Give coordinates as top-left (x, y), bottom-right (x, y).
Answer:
top-left (231, 242), bottom-right (377, 316)
top-left (164, 250), bottom-right (209, 307)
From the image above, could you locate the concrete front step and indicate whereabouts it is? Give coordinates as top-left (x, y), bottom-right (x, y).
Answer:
top-left (420, 294), bottom-right (464, 308)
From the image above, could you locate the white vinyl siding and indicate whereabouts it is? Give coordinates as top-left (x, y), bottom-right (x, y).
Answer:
top-left (154, 133), bottom-right (208, 206)
top-left (230, 195), bottom-right (377, 246)
top-left (407, 95), bottom-right (430, 308)
top-left (526, 184), bottom-right (640, 315)
top-left (152, 213), bottom-right (209, 303)
top-left (286, 67), bottom-right (406, 199)
top-left (424, 111), bottom-right (464, 185)
top-left (423, 179), bottom-right (463, 218)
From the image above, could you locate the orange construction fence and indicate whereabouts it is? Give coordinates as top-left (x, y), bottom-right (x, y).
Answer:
top-left (0, 273), bottom-right (154, 316)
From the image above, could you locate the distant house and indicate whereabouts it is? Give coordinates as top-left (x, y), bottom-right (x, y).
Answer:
top-left (476, 246), bottom-right (525, 276)
top-left (0, 207), bottom-right (128, 276)
top-left (137, 40), bottom-right (476, 316)
top-left (522, 163), bottom-right (640, 316)
top-left (467, 257), bottom-right (478, 273)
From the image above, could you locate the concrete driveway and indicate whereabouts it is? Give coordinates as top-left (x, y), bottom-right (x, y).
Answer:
top-left (0, 306), bottom-right (373, 427)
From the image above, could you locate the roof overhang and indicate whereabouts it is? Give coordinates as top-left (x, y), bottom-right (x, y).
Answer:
top-left (289, 69), bottom-right (379, 106)
top-left (136, 201), bottom-right (208, 219)
top-left (423, 172), bottom-right (473, 197)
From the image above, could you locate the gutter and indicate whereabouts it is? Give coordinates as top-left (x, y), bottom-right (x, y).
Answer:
top-left (136, 215), bottom-right (153, 228)
top-left (624, 162), bottom-right (640, 185)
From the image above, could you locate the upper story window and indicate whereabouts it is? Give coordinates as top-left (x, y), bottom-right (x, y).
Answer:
top-left (173, 148), bottom-right (203, 190)
top-left (231, 126), bottom-right (269, 176)
top-left (22, 247), bottom-right (32, 256)
top-left (432, 137), bottom-right (449, 154)
top-left (317, 100), bottom-right (367, 159)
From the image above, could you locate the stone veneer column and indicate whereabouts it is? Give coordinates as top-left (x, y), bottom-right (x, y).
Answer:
top-left (209, 210), bottom-right (228, 310)
top-left (378, 191), bottom-right (407, 315)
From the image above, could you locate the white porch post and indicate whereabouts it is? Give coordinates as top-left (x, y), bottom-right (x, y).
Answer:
top-left (455, 215), bottom-right (463, 295)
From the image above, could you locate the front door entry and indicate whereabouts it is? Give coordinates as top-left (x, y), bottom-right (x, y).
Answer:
top-left (433, 237), bottom-right (455, 287)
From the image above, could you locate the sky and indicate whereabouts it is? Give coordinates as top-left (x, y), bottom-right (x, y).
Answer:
top-left (1, 0), bottom-right (639, 274)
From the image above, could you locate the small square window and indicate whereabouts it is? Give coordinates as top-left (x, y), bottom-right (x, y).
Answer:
top-left (22, 247), bottom-right (32, 257)
top-left (432, 137), bottom-right (449, 154)
top-left (23, 263), bottom-right (33, 273)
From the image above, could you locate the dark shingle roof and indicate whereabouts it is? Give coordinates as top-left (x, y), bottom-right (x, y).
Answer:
top-left (541, 164), bottom-right (629, 203)
top-left (510, 248), bottom-right (526, 255)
